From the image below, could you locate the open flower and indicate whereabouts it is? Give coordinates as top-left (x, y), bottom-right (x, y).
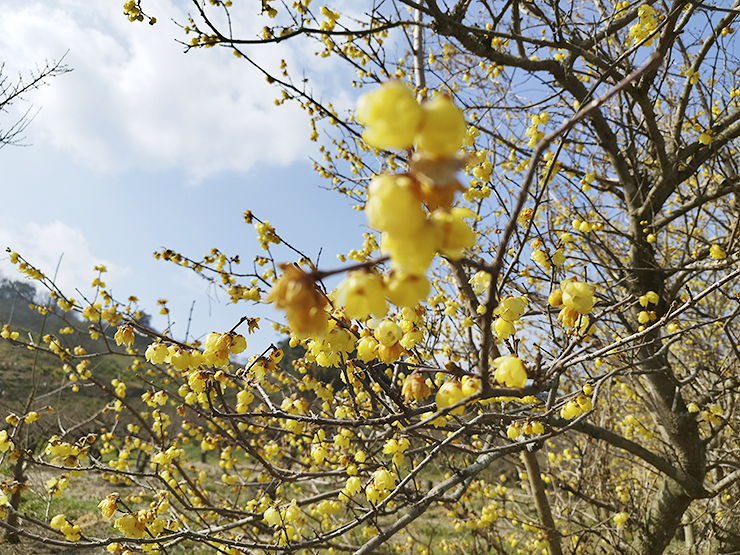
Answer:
top-left (335, 270), bottom-right (387, 320)
top-left (401, 371), bottom-right (431, 403)
top-left (492, 355), bottom-right (528, 388)
top-left (356, 81), bottom-right (422, 150)
top-left (267, 264), bottom-right (328, 338)
top-left (436, 380), bottom-right (464, 414)
top-left (560, 278), bottom-right (595, 314)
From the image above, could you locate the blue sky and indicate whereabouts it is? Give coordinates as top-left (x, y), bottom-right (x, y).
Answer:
top-left (0, 0), bottom-right (367, 352)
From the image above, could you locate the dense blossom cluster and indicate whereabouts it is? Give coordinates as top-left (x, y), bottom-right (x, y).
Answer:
top-left (2, 2), bottom-right (740, 554)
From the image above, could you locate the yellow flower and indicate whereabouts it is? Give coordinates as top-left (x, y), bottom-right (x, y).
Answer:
top-left (612, 512), bottom-right (629, 527)
top-left (99, 493), bottom-right (119, 519)
top-left (497, 296), bottom-right (527, 322)
top-left (506, 422), bottom-right (521, 440)
top-left (494, 317), bottom-right (515, 340)
top-left (0, 430), bottom-right (13, 452)
top-left (461, 375), bottom-right (480, 397)
top-left (385, 271), bottom-right (429, 307)
top-left (559, 232), bottom-right (574, 243)
top-left (356, 331), bottom-right (379, 362)
top-left (709, 244), bottom-right (726, 259)
top-left (335, 270), bottom-right (387, 320)
top-left (431, 208), bottom-right (475, 259)
top-left (24, 412), bottom-right (40, 424)
top-left (414, 95), bottom-right (467, 157)
top-left (552, 248), bottom-right (566, 266)
top-left (145, 342), bottom-right (168, 364)
top-left (114, 325), bottom-right (135, 347)
top-left (557, 306), bottom-right (581, 328)
top-left (373, 467), bottom-right (396, 491)
top-left (468, 271), bottom-right (491, 295)
top-left (267, 264), bottom-right (329, 338)
top-left (435, 380), bottom-right (464, 414)
top-left (382, 226), bottom-right (438, 275)
top-left (560, 400), bottom-right (582, 419)
top-left (531, 249), bottom-right (551, 270)
top-left (516, 208), bottom-right (533, 227)
top-left (492, 355), bottom-right (527, 388)
top-left (401, 371), bottom-right (431, 403)
top-left (356, 81), bottom-right (422, 150)
top-left (560, 278), bottom-right (595, 314)
top-left (548, 290), bottom-right (563, 307)
top-left (373, 319), bottom-right (402, 347)
top-left (365, 175), bottom-right (427, 237)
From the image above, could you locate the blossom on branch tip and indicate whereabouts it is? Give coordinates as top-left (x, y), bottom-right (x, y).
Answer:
top-left (114, 325), bottom-right (135, 347)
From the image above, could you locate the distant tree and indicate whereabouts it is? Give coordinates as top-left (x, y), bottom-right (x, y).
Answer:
top-left (0, 277), bottom-right (37, 303)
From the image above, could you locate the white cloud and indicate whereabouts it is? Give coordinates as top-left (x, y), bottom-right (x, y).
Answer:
top-left (0, 0), bottom-right (315, 182)
top-left (0, 221), bottom-right (127, 302)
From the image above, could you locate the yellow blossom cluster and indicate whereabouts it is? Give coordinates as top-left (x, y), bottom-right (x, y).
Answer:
top-left (628, 4), bottom-right (657, 46)
top-left (357, 81), bottom-right (474, 283)
top-left (382, 436), bottom-right (410, 467)
top-left (365, 467), bottom-right (396, 504)
top-left (354, 318), bottom-right (407, 364)
top-left (531, 238), bottom-right (565, 272)
top-left (0, 324), bottom-right (19, 341)
top-left (45, 436), bottom-right (87, 467)
top-left (144, 331), bottom-right (246, 372)
top-left (493, 296), bottom-right (528, 340)
top-left (50, 514), bottom-right (81, 541)
top-left (355, 81), bottom-right (463, 155)
top-left (46, 475), bottom-right (71, 498)
top-left (319, 6), bottom-right (339, 31)
top-left (114, 509), bottom-right (165, 539)
top-left (548, 277), bottom-right (595, 329)
top-left (560, 394), bottom-right (593, 419)
top-left (304, 319), bottom-right (355, 367)
top-left (525, 112), bottom-right (548, 148)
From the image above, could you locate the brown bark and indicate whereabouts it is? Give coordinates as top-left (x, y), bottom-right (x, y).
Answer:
top-left (521, 450), bottom-right (563, 555)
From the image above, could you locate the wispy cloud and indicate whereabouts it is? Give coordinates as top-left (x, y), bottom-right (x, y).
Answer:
top-left (0, 220), bottom-right (126, 301)
top-left (0, 0), bottom-right (314, 182)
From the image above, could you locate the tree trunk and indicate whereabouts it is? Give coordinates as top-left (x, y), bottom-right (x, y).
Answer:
top-left (627, 223), bottom-right (706, 554)
top-left (522, 450), bottom-right (563, 555)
